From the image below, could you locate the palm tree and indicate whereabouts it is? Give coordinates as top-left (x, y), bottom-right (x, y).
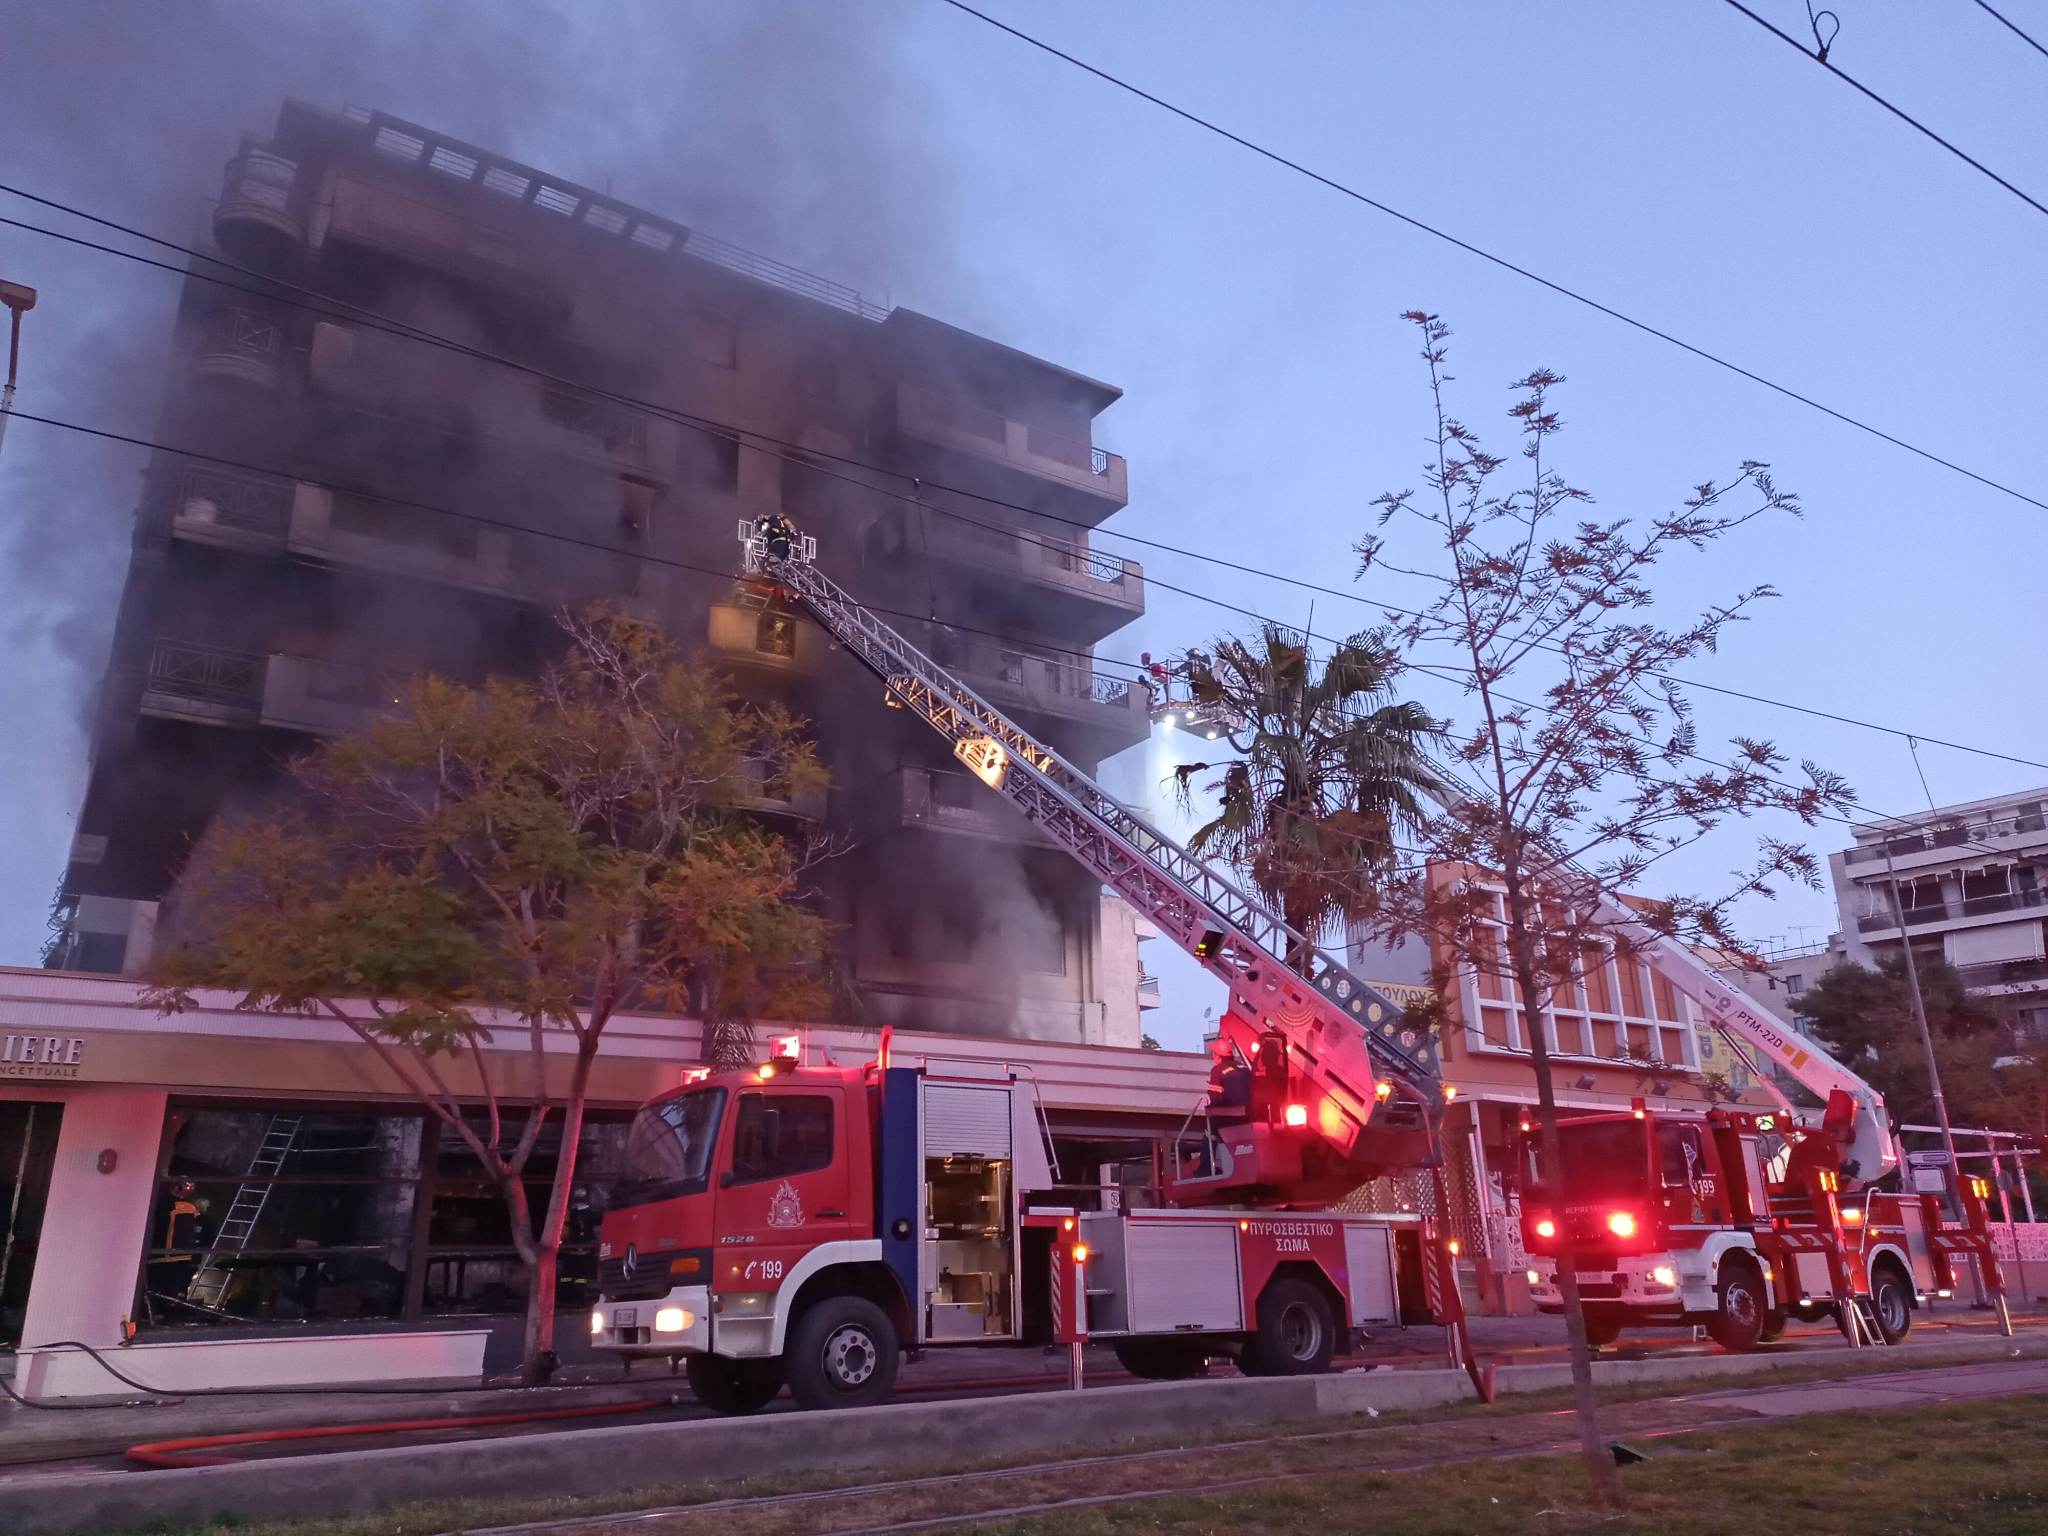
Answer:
top-left (1171, 626), bottom-right (1440, 969)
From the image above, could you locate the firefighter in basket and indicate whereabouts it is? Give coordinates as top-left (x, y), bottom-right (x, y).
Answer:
top-left (756, 510), bottom-right (799, 562)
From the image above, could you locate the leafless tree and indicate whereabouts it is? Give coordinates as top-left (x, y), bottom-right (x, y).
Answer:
top-left (1358, 313), bottom-right (1853, 1500)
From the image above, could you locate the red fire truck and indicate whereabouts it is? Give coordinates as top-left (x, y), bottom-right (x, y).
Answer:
top-left (592, 527), bottom-right (1471, 1413)
top-left (591, 1042), bottom-right (1421, 1411)
top-left (1506, 891), bottom-right (2010, 1349)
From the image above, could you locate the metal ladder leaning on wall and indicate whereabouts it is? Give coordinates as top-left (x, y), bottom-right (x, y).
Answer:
top-left (183, 1114), bottom-right (304, 1311)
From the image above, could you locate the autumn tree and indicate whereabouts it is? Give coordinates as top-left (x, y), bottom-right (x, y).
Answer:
top-left (1358, 313), bottom-right (1853, 1499)
top-left (149, 608), bottom-right (830, 1382)
top-left (1169, 624), bottom-right (1441, 968)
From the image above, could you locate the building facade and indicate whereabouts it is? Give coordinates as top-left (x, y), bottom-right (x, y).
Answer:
top-left (1829, 788), bottom-right (2048, 1045)
top-left (48, 102), bottom-right (1150, 1049)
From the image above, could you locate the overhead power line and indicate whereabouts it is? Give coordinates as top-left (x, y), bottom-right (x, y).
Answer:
top-left (1972, 0), bottom-right (2048, 63)
top-left (933, 3), bottom-right (2048, 508)
top-left (1719, 0), bottom-right (2048, 220)
top-left (4, 197), bottom-right (2042, 780)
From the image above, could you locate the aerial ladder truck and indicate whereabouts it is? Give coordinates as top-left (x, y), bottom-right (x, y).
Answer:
top-left (589, 526), bottom-right (1479, 1413)
top-left (1507, 892), bottom-right (2011, 1350)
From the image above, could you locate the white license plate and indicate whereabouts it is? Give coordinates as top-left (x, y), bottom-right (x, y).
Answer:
top-left (615, 1307), bottom-right (637, 1326)
top-left (1576, 1274), bottom-right (1611, 1286)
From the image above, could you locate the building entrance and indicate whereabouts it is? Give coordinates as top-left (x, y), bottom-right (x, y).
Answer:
top-left (1, 1102), bottom-right (63, 1350)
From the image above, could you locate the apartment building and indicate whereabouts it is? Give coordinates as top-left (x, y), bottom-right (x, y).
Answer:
top-left (1830, 787), bottom-right (2048, 1043)
top-left (47, 102), bottom-right (1151, 1047)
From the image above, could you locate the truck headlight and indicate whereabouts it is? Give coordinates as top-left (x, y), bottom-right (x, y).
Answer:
top-left (654, 1306), bottom-right (693, 1333)
top-left (590, 1309), bottom-right (605, 1336)
top-left (1651, 1265), bottom-right (1676, 1288)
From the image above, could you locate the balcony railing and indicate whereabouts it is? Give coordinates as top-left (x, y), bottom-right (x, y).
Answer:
top-left (190, 307), bottom-right (287, 393)
top-left (1858, 884), bottom-right (2047, 932)
top-left (351, 109), bottom-right (889, 322)
top-left (165, 464), bottom-right (294, 543)
top-left (212, 147), bottom-right (303, 260)
top-left (1845, 808), bottom-right (2048, 864)
top-left (896, 765), bottom-right (1043, 843)
top-left (142, 640), bottom-right (266, 718)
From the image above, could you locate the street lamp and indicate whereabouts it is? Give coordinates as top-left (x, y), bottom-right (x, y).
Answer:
top-left (0, 278), bottom-right (37, 463)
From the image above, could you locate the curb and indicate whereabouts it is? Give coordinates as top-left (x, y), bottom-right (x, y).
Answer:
top-left (6, 1335), bottom-right (2042, 1535)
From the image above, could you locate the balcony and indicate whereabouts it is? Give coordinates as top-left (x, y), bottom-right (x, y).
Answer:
top-left (708, 603), bottom-right (827, 678)
top-left (886, 383), bottom-right (1127, 519)
top-left (1845, 808), bottom-right (2048, 866)
top-left (721, 761), bottom-right (826, 823)
top-left (212, 147), bottom-right (304, 266)
top-left (1136, 969), bottom-right (1162, 1010)
top-left (189, 307), bottom-right (287, 397)
top-left (306, 321), bottom-right (676, 483)
top-left (163, 464), bottom-right (295, 552)
top-left (1857, 884), bottom-right (2048, 934)
top-left (937, 636), bottom-right (1149, 757)
top-left (902, 513), bottom-right (1144, 640)
top-left (888, 765), bottom-right (1047, 845)
top-left (286, 484), bottom-right (518, 597)
top-left (1955, 955), bottom-right (2048, 993)
top-left (139, 640), bottom-right (265, 727)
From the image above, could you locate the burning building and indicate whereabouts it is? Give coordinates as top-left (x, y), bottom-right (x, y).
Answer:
top-left (49, 101), bottom-right (1152, 1047)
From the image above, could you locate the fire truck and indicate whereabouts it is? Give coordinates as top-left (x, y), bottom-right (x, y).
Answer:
top-left (1508, 892), bottom-right (2012, 1350)
top-left (590, 527), bottom-right (1470, 1413)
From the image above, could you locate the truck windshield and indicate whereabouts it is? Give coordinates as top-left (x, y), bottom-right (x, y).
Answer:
top-left (607, 1089), bottom-right (725, 1210)
top-left (1523, 1120), bottom-right (1651, 1201)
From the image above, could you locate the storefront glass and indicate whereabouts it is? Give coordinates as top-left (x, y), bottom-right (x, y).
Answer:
top-left (1, 1102), bottom-right (64, 1350)
top-left (140, 1102), bottom-right (630, 1332)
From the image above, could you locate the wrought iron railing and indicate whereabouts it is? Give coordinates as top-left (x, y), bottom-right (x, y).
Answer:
top-left (164, 465), bottom-right (294, 540)
top-left (145, 640), bottom-right (265, 710)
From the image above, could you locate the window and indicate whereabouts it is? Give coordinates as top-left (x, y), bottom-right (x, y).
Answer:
top-left (755, 610), bottom-right (798, 659)
top-left (729, 1095), bottom-right (834, 1184)
top-left (686, 308), bottom-right (737, 369)
top-left (1784, 973), bottom-right (1805, 997)
top-left (141, 1102), bottom-right (636, 1333)
top-left (143, 1107), bottom-right (422, 1330)
top-left (1658, 1123), bottom-right (1705, 1188)
top-left (609, 1090), bottom-right (726, 1210)
top-left (1522, 1119), bottom-right (1651, 1200)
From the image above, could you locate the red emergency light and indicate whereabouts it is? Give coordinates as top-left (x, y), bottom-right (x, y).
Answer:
top-left (1283, 1103), bottom-right (1309, 1128)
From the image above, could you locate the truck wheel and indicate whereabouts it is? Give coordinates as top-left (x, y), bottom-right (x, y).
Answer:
top-left (685, 1354), bottom-right (783, 1415)
top-left (1112, 1337), bottom-right (1212, 1380)
top-left (784, 1295), bottom-right (900, 1411)
top-left (1242, 1278), bottom-right (1337, 1377)
top-left (1758, 1310), bottom-right (1788, 1344)
top-left (1871, 1265), bottom-right (1913, 1344)
top-left (1707, 1263), bottom-right (1767, 1352)
top-left (1580, 1309), bottom-right (1622, 1348)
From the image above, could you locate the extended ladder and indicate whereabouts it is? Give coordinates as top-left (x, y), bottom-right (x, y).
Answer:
top-left (184, 1114), bottom-right (303, 1309)
top-left (741, 531), bottom-right (1442, 1173)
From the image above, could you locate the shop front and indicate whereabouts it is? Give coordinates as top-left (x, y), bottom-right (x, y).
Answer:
top-left (0, 967), bottom-right (1208, 1399)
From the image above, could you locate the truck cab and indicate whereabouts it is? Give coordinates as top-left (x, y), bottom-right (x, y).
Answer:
top-left (592, 1053), bottom-right (899, 1411)
top-left (1517, 1108), bottom-right (1776, 1348)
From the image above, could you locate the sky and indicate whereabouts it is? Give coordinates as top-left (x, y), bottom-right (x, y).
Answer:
top-left (2, 2), bottom-right (2044, 1051)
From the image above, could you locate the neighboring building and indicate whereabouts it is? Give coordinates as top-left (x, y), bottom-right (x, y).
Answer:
top-left (45, 102), bottom-right (1149, 1048)
top-left (1830, 788), bottom-right (2048, 1045)
top-left (0, 968), bottom-right (1208, 1395)
top-left (1099, 899), bottom-right (1164, 1047)
top-left (1349, 869), bottom-right (1782, 1314)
